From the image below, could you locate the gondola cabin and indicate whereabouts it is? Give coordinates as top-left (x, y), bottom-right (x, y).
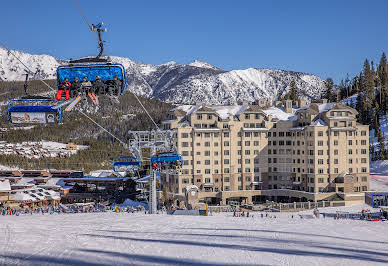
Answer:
top-left (7, 98), bottom-right (61, 125)
top-left (56, 58), bottom-right (127, 98)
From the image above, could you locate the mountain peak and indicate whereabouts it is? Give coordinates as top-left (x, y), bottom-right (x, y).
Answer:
top-left (188, 60), bottom-right (221, 70)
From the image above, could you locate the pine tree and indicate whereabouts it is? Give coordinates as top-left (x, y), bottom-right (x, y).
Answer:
top-left (324, 77), bottom-right (335, 101)
top-left (378, 131), bottom-right (386, 160)
top-left (284, 80), bottom-right (298, 102)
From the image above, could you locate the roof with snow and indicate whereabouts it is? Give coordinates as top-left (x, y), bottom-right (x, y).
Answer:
top-left (171, 104), bottom-right (297, 121)
top-left (0, 179), bottom-right (11, 192)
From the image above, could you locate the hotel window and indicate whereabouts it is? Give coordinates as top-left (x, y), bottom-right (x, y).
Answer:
top-left (245, 132), bottom-right (251, 137)
top-left (205, 170), bottom-right (211, 175)
top-left (348, 140), bottom-right (352, 145)
top-left (224, 132), bottom-right (229, 137)
top-left (182, 142), bottom-right (189, 147)
top-left (318, 131), bottom-right (323, 136)
top-left (224, 150), bottom-right (230, 155)
top-left (205, 151), bottom-right (210, 156)
top-left (361, 167), bottom-right (367, 173)
top-left (214, 160), bottom-right (219, 165)
top-left (361, 158), bottom-right (367, 163)
top-left (318, 141), bottom-right (323, 146)
top-left (361, 149), bottom-right (367, 154)
top-left (245, 150), bottom-right (251, 155)
top-left (245, 168), bottom-right (251, 173)
top-left (245, 159), bottom-right (251, 164)
top-left (318, 168), bottom-right (324, 174)
top-left (245, 114), bottom-right (250, 119)
top-left (224, 168), bottom-right (230, 173)
top-left (207, 114), bottom-right (212, 120)
top-left (224, 159), bottom-right (230, 164)
top-left (245, 141), bottom-right (251, 146)
top-left (224, 141), bottom-right (230, 146)
top-left (318, 150), bottom-right (323, 155)
top-left (205, 160), bottom-right (210, 165)
top-left (197, 114), bottom-right (202, 120)
top-left (334, 140), bottom-right (338, 146)
top-left (361, 140), bottom-right (366, 145)
top-left (348, 149), bottom-right (353, 155)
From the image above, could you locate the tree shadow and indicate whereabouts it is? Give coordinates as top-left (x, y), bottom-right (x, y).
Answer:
top-left (184, 227), bottom-right (388, 245)
top-left (82, 233), bottom-right (388, 264)
top-left (79, 249), bottom-right (259, 266)
top-left (0, 251), bottom-right (247, 266)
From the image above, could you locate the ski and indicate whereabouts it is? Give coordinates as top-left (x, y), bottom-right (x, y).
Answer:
top-left (88, 92), bottom-right (99, 105)
top-left (64, 96), bottom-right (82, 111)
top-left (52, 98), bottom-right (75, 110)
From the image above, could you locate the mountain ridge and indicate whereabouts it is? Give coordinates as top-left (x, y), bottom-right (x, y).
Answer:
top-left (0, 47), bottom-right (327, 104)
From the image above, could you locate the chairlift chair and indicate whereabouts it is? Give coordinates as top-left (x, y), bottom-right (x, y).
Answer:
top-left (7, 97), bottom-right (61, 125)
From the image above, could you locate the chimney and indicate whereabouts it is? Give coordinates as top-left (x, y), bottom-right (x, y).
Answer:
top-left (321, 99), bottom-right (328, 104)
top-left (298, 99), bottom-right (307, 108)
top-left (285, 100), bottom-right (293, 113)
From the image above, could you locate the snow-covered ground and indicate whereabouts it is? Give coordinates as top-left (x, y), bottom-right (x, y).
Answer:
top-left (370, 160), bottom-right (388, 191)
top-left (0, 140), bottom-right (88, 159)
top-left (0, 210), bottom-right (387, 266)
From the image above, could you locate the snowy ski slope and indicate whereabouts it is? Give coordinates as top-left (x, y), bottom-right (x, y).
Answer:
top-left (0, 211), bottom-right (387, 265)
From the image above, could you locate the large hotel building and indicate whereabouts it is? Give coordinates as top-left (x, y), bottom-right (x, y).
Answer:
top-left (161, 99), bottom-right (370, 204)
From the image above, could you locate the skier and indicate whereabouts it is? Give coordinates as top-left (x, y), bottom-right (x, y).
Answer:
top-left (57, 78), bottom-right (71, 100)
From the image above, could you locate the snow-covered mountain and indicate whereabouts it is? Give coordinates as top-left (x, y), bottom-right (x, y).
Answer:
top-left (0, 48), bottom-right (327, 104)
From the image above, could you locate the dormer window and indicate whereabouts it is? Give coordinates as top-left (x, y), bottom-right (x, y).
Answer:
top-left (207, 114), bottom-right (212, 120)
top-left (245, 114), bottom-right (250, 119)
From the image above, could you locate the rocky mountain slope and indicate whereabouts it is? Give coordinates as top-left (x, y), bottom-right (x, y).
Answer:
top-left (0, 48), bottom-right (327, 104)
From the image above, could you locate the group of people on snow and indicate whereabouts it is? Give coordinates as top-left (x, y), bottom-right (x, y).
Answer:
top-left (57, 75), bottom-right (122, 100)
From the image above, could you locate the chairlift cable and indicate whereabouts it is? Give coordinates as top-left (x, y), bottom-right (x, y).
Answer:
top-left (0, 40), bottom-right (57, 94)
top-left (78, 111), bottom-right (127, 147)
top-left (73, 0), bottom-right (99, 42)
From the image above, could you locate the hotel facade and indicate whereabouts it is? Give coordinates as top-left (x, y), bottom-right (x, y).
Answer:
top-left (161, 99), bottom-right (370, 205)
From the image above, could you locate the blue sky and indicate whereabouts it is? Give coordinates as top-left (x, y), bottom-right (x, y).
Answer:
top-left (1, 0), bottom-right (388, 82)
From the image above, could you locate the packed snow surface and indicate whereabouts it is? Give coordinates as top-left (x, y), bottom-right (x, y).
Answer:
top-left (0, 210), bottom-right (387, 265)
